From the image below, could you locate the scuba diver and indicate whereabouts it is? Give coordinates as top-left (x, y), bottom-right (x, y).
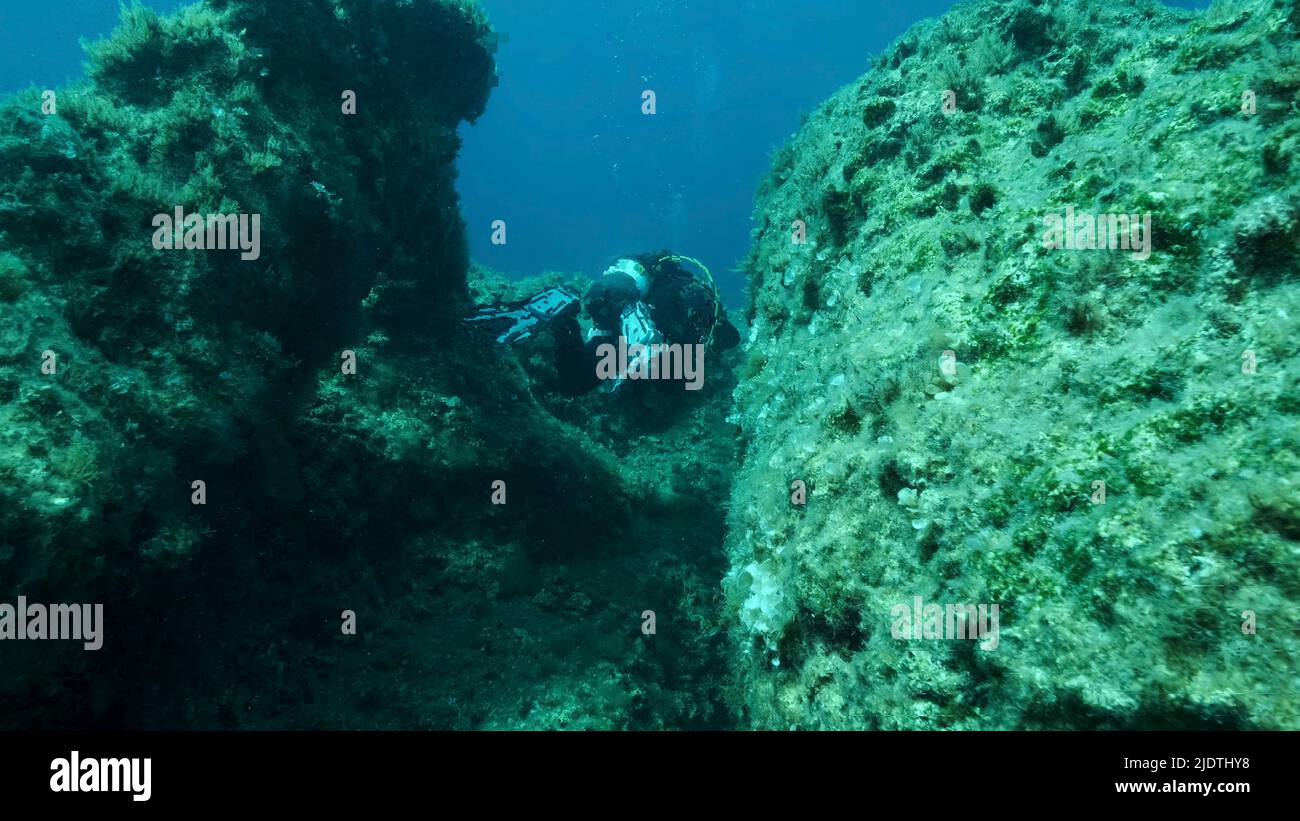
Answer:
top-left (465, 252), bottom-right (741, 395)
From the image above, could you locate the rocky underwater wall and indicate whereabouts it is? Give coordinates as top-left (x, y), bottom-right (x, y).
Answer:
top-left (1, 0), bottom-right (736, 729)
top-left (4, 0), bottom-right (1297, 733)
top-left (726, 0), bottom-right (1299, 729)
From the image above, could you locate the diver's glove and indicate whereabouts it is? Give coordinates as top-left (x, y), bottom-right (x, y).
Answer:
top-left (464, 287), bottom-right (579, 344)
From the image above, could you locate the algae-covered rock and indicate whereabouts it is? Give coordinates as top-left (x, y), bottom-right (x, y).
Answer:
top-left (0, 0), bottom-right (501, 728)
top-left (1, 0), bottom-right (736, 730)
top-left (8, 0), bottom-right (1294, 734)
top-left (726, 0), bottom-right (1299, 729)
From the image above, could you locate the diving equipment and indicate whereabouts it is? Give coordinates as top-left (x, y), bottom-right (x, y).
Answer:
top-left (464, 286), bottom-right (580, 344)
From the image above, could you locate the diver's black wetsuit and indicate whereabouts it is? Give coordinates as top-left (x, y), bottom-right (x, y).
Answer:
top-left (467, 252), bottom-right (740, 396)
top-left (554, 253), bottom-right (740, 395)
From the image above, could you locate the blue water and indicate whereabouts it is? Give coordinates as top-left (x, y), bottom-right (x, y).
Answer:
top-left (460, 0), bottom-right (961, 305)
top-left (1, 0), bottom-right (1212, 307)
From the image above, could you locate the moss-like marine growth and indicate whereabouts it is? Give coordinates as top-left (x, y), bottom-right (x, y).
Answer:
top-left (728, 0), bottom-right (1300, 729)
top-left (1, 0), bottom-right (739, 730)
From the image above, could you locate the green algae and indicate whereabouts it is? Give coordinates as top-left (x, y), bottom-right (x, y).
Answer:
top-left (0, 0), bottom-right (738, 729)
top-left (2, 0), bottom-right (1296, 733)
top-left (726, 0), bottom-right (1299, 729)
